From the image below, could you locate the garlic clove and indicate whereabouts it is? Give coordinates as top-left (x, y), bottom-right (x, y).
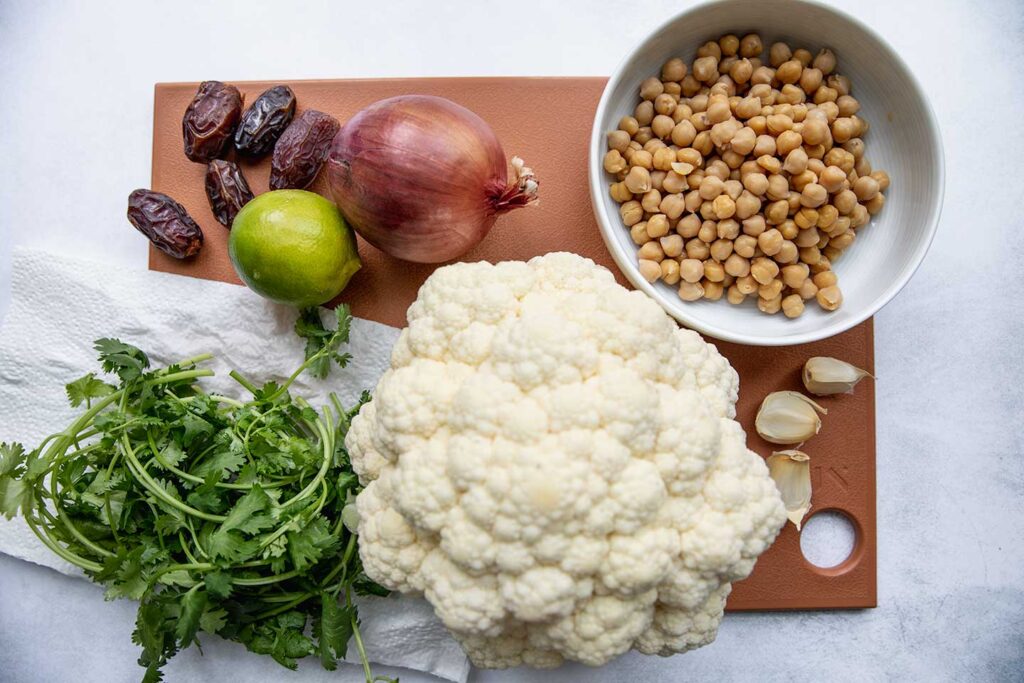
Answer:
top-left (766, 450), bottom-right (812, 530)
top-left (755, 391), bottom-right (827, 444)
top-left (803, 356), bottom-right (873, 396)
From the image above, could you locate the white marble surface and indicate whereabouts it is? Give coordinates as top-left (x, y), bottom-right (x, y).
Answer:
top-left (0, 0), bottom-right (1022, 681)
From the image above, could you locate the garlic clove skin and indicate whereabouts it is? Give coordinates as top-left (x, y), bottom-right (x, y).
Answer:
top-left (766, 450), bottom-right (812, 530)
top-left (755, 391), bottom-right (827, 444)
top-left (803, 356), bottom-right (873, 396)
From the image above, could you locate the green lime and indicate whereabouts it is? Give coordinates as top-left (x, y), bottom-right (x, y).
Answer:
top-left (229, 190), bottom-right (361, 307)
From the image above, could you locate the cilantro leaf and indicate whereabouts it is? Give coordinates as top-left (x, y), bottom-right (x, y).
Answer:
top-left (207, 529), bottom-right (259, 562)
top-left (65, 373), bottom-right (115, 408)
top-left (293, 305), bottom-right (353, 380)
top-left (94, 338), bottom-right (150, 382)
top-left (314, 592), bottom-right (354, 669)
top-left (0, 478), bottom-right (32, 520)
top-left (203, 571), bottom-right (232, 599)
top-left (174, 588), bottom-right (208, 648)
top-left (0, 442), bottom-right (26, 478)
top-left (219, 485), bottom-right (272, 534)
top-left (287, 517), bottom-right (337, 571)
top-left (199, 607), bottom-right (227, 634)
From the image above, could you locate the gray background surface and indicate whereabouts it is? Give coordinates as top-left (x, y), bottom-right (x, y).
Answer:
top-left (1, 0), bottom-right (1022, 681)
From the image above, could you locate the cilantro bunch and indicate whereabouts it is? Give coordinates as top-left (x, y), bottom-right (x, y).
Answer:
top-left (0, 306), bottom-right (395, 682)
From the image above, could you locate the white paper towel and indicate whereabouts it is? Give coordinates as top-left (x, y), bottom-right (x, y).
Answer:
top-left (0, 248), bottom-right (470, 683)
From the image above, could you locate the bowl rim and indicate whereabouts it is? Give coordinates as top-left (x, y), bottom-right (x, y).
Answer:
top-left (588, 0), bottom-right (945, 346)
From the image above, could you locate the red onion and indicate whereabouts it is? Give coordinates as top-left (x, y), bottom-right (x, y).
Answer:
top-left (326, 95), bottom-right (538, 263)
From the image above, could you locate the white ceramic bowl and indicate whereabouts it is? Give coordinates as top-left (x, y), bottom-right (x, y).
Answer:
top-left (589, 0), bottom-right (943, 345)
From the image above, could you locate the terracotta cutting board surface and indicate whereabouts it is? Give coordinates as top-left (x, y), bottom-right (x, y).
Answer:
top-left (149, 78), bottom-right (875, 611)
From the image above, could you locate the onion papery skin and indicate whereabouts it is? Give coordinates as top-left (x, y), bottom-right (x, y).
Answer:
top-left (327, 95), bottom-right (524, 264)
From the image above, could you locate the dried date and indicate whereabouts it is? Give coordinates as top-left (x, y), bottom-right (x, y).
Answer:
top-left (182, 81), bottom-right (243, 162)
top-left (127, 189), bottom-right (203, 258)
top-left (205, 160), bottom-right (254, 227)
top-left (234, 85), bottom-right (296, 158)
top-left (270, 110), bottom-right (340, 190)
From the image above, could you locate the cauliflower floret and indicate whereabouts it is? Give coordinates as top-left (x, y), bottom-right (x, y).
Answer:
top-left (347, 253), bottom-right (786, 668)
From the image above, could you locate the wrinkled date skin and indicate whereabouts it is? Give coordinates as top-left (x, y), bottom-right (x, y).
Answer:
top-left (270, 110), bottom-right (341, 190)
top-left (127, 189), bottom-right (204, 258)
top-left (234, 85), bottom-right (296, 158)
top-left (205, 160), bottom-right (254, 227)
top-left (182, 81), bottom-right (243, 162)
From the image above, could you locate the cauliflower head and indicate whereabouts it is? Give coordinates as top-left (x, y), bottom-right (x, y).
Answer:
top-left (347, 252), bottom-right (786, 668)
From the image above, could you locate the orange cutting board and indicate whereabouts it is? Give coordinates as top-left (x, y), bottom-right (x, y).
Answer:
top-left (149, 78), bottom-right (875, 611)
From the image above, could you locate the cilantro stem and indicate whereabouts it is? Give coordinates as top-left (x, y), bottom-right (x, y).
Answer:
top-left (229, 370), bottom-right (260, 395)
top-left (121, 437), bottom-right (228, 523)
top-left (346, 585), bottom-right (375, 683)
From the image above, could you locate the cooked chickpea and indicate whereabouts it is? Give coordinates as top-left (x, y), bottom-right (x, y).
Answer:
top-left (686, 237), bottom-right (712, 260)
top-left (781, 263), bottom-right (810, 289)
top-left (624, 166), bottom-right (652, 194)
top-left (635, 100), bottom-right (655, 126)
top-left (765, 199), bottom-right (789, 224)
top-left (733, 234), bottom-right (757, 258)
top-left (833, 189), bottom-right (858, 214)
top-left (828, 73), bottom-right (851, 96)
top-left (701, 280), bottom-right (724, 300)
top-left (751, 65), bottom-right (775, 85)
top-left (698, 219), bottom-right (717, 242)
top-left (646, 213), bottom-right (671, 238)
top-left (800, 183), bottom-right (828, 208)
top-left (809, 255), bottom-right (832, 274)
top-left (756, 228), bottom-right (784, 256)
top-left (725, 284), bottom-right (745, 305)
top-left (742, 215), bottom-right (767, 237)
top-left (676, 214), bottom-right (700, 238)
top-left (662, 170), bottom-right (688, 194)
top-left (660, 258), bottom-right (681, 284)
top-left (659, 234), bottom-right (684, 258)
top-left (703, 260), bottom-right (725, 282)
top-left (854, 155), bottom-right (872, 178)
top-left (651, 114), bottom-right (675, 140)
top-left (716, 218), bottom-right (740, 240)
top-left (758, 294), bottom-right (782, 314)
top-left (758, 277), bottom-right (784, 300)
top-left (638, 259), bottom-right (662, 282)
top-left (729, 58), bottom-right (754, 85)
top-left (603, 150), bottom-right (627, 174)
top-left (679, 258), bottom-right (705, 283)
top-left (850, 203), bottom-right (870, 227)
top-left (670, 120), bottom-right (698, 147)
top-left (610, 181), bottom-right (632, 203)
top-left (707, 96), bottom-right (732, 124)
top-left (707, 238), bottom-right (732, 262)
top-left (781, 294), bottom-right (805, 318)
top-left (619, 200), bottom-right (643, 226)
top-left (822, 246), bottom-right (841, 262)
top-left (629, 222), bottom-right (650, 245)
top-left (831, 117), bottom-right (857, 143)
top-left (816, 285), bottom-right (843, 311)
top-left (693, 56), bottom-right (720, 82)
top-left (750, 256), bottom-right (780, 285)
top-left (698, 175), bottom-right (726, 200)
top-left (795, 226), bottom-right (821, 248)
top-left (640, 189), bottom-right (662, 213)
top-left (853, 175), bottom-right (880, 201)
top-left (640, 77), bottom-right (665, 101)
top-left (777, 218), bottom-right (798, 240)
top-left (830, 230), bottom-right (856, 251)
top-left (797, 279), bottom-right (818, 300)
top-left (812, 48), bottom-right (837, 75)
top-left (655, 93), bottom-right (677, 116)
top-left (799, 245), bottom-right (822, 265)
top-left (712, 194), bottom-right (737, 219)
top-left (659, 194), bottom-right (687, 220)
top-left (638, 240), bottom-right (666, 261)
top-left (662, 57), bottom-right (688, 82)
top-left (678, 281), bottom-right (705, 301)
top-left (681, 74), bottom-right (702, 96)
top-left (776, 240), bottom-right (799, 263)
top-left (775, 130), bottom-right (803, 157)
top-left (865, 192), bottom-right (885, 215)
top-left (782, 147), bottom-right (809, 174)
top-left (739, 33), bottom-right (762, 58)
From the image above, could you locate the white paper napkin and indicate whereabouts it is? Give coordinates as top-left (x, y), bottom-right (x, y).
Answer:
top-left (0, 248), bottom-right (470, 683)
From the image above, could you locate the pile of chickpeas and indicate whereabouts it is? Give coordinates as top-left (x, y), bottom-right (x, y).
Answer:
top-left (604, 33), bottom-right (889, 318)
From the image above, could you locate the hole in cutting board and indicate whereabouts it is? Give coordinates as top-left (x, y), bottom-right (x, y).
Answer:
top-left (800, 510), bottom-right (857, 568)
